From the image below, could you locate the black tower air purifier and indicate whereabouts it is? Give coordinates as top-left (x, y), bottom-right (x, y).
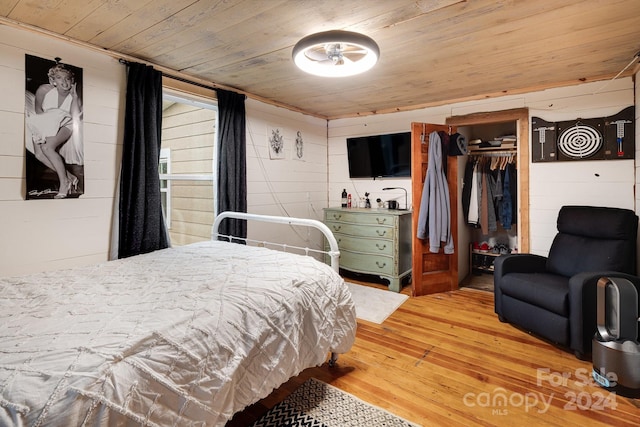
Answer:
top-left (592, 277), bottom-right (640, 397)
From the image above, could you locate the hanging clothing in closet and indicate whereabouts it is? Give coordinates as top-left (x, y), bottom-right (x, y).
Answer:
top-left (462, 154), bottom-right (517, 233)
top-left (417, 131), bottom-right (454, 254)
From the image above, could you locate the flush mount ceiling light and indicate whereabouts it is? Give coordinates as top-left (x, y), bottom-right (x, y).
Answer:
top-left (292, 30), bottom-right (380, 78)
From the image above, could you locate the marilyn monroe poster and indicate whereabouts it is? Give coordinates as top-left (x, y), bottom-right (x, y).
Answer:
top-left (25, 54), bottom-right (84, 199)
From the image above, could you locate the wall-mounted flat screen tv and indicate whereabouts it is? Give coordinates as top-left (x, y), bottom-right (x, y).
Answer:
top-left (346, 131), bottom-right (411, 178)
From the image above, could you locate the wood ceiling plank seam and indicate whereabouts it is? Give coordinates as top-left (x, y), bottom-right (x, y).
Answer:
top-left (381, 0), bottom-right (636, 57)
top-left (136, 0), bottom-right (303, 68)
top-left (176, 39), bottom-right (296, 75)
top-left (376, 0), bottom-right (628, 52)
top-left (472, 10), bottom-right (640, 57)
top-left (380, 36), bottom-right (637, 77)
top-left (374, 0), bottom-right (464, 30)
top-left (114, 0), bottom-right (286, 56)
top-left (86, 0), bottom-right (198, 48)
top-left (157, 33), bottom-right (315, 72)
top-left (0, 0), bottom-right (19, 17)
top-left (440, 34), bottom-right (640, 79)
top-left (180, 49), bottom-right (295, 79)
top-left (6, 0), bottom-right (69, 30)
top-left (112, 0), bottom-right (241, 53)
top-left (7, 0), bottom-right (104, 35)
top-left (58, 0), bottom-right (156, 42)
top-left (415, 0), bottom-right (467, 15)
top-left (363, 2), bottom-right (502, 48)
top-left (400, 0), bottom-right (541, 34)
top-left (315, 1), bottom-right (433, 34)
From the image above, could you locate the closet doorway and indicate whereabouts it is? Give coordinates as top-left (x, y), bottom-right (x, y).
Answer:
top-left (411, 108), bottom-right (529, 296)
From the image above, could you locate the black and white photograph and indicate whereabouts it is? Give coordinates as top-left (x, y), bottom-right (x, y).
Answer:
top-left (25, 54), bottom-right (84, 199)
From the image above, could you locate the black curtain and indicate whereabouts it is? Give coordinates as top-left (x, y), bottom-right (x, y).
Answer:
top-left (216, 89), bottom-right (247, 241)
top-left (118, 62), bottom-right (169, 258)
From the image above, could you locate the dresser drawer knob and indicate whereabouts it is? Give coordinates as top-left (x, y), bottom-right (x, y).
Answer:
top-left (376, 230), bottom-right (387, 237)
top-left (376, 243), bottom-right (387, 250)
top-left (375, 261), bottom-right (386, 269)
top-left (376, 217), bottom-right (387, 224)
top-left (332, 225), bottom-right (342, 232)
top-left (332, 213), bottom-right (342, 220)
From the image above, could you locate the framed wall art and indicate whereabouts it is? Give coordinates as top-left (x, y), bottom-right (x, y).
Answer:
top-left (268, 125), bottom-right (285, 159)
top-left (25, 55), bottom-right (84, 199)
top-left (293, 130), bottom-right (305, 161)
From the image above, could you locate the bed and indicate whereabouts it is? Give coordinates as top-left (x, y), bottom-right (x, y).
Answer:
top-left (0, 212), bottom-right (356, 426)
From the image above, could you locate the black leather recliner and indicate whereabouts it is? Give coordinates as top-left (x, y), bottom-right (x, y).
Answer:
top-left (494, 205), bottom-right (638, 359)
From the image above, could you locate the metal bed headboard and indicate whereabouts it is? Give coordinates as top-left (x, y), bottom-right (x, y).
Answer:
top-left (212, 211), bottom-right (341, 273)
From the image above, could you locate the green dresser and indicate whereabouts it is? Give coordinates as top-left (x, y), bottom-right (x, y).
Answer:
top-left (323, 207), bottom-right (412, 292)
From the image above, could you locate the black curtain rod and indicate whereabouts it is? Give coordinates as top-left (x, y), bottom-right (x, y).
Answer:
top-left (118, 58), bottom-right (219, 92)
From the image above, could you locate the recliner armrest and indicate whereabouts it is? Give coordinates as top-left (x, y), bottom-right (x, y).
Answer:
top-left (493, 253), bottom-right (548, 278)
top-left (493, 253), bottom-right (549, 317)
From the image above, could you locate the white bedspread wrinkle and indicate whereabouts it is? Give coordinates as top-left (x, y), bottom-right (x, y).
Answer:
top-left (0, 241), bottom-right (356, 426)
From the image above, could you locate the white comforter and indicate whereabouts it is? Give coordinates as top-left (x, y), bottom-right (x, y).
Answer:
top-left (0, 241), bottom-right (356, 426)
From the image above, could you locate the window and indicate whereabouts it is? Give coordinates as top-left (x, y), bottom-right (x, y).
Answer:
top-left (160, 91), bottom-right (217, 246)
top-left (159, 148), bottom-right (171, 227)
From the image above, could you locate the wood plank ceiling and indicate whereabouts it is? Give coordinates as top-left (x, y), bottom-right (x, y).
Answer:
top-left (2, 0), bottom-right (639, 119)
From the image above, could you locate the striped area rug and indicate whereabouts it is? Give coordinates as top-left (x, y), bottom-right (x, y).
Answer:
top-left (251, 378), bottom-right (420, 427)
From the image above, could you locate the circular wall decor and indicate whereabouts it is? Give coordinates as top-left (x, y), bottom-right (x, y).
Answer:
top-left (557, 123), bottom-right (602, 159)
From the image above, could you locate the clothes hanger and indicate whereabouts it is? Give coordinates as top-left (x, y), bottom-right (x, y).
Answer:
top-left (490, 156), bottom-right (499, 170)
top-left (501, 155), bottom-right (509, 170)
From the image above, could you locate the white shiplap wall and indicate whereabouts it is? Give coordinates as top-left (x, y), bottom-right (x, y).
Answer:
top-left (244, 99), bottom-right (329, 253)
top-left (328, 76), bottom-right (636, 261)
top-left (0, 24), bottom-right (125, 276)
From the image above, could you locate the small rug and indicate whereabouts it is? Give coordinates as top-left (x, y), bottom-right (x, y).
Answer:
top-left (346, 282), bottom-right (409, 324)
top-left (251, 378), bottom-right (420, 427)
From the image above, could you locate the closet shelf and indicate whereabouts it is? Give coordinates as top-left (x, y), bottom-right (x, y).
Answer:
top-left (468, 145), bottom-right (516, 153)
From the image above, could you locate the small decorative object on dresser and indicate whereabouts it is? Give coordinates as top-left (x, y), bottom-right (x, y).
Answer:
top-left (324, 207), bottom-right (412, 292)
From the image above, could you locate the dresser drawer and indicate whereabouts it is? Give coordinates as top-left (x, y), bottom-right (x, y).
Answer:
top-left (334, 235), bottom-right (394, 256)
top-left (325, 221), bottom-right (394, 240)
top-left (340, 250), bottom-right (394, 276)
top-left (324, 210), bottom-right (395, 227)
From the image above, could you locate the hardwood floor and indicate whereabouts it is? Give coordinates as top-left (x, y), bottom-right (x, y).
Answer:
top-left (228, 275), bottom-right (640, 426)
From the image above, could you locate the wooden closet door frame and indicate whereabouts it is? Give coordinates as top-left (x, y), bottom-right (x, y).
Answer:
top-left (446, 107), bottom-right (530, 254)
top-left (410, 109), bottom-right (530, 297)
